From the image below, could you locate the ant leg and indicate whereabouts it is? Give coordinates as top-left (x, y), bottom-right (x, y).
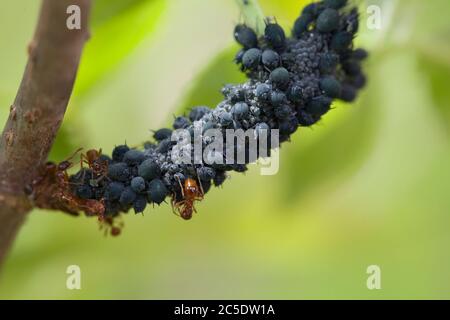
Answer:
top-left (89, 165), bottom-right (95, 182)
top-left (170, 197), bottom-right (178, 215)
top-left (79, 153), bottom-right (86, 169)
top-left (196, 169), bottom-right (205, 196)
top-left (66, 147), bottom-right (83, 163)
top-left (68, 180), bottom-right (83, 187)
top-left (73, 156), bottom-right (88, 185)
top-left (176, 175), bottom-right (185, 198)
top-left (170, 198), bottom-right (177, 215)
top-left (98, 219), bottom-right (107, 236)
top-left (172, 198), bottom-right (186, 217)
top-left (173, 202), bottom-right (187, 216)
top-left (116, 215), bottom-right (124, 229)
top-left (62, 170), bottom-right (70, 182)
top-left (93, 174), bottom-right (107, 186)
top-left (80, 166), bottom-right (87, 184)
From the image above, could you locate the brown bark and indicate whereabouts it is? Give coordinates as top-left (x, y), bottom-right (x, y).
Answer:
top-left (0, 0), bottom-right (91, 266)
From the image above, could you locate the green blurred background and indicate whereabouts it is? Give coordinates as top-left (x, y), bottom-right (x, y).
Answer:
top-left (1, 0), bottom-right (450, 299)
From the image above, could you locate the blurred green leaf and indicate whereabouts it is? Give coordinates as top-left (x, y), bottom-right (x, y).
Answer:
top-left (176, 46), bottom-right (246, 115)
top-left (259, 0), bottom-right (306, 29)
top-left (48, 126), bottom-right (81, 161)
top-left (281, 91), bottom-right (378, 204)
top-left (0, 1), bottom-right (39, 105)
top-left (417, 54), bottom-right (450, 133)
top-left (394, 0), bottom-right (450, 133)
top-left (74, 0), bottom-right (167, 96)
top-left (91, 0), bottom-right (151, 26)
top-left (405, 0), bottom-right (450, 38)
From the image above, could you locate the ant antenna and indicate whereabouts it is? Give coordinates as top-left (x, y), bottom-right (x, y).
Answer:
top-left (65, 147), bottom-right (83, 162)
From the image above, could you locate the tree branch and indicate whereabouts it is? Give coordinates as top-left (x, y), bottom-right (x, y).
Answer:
top-left (0, 0), bottom-right (91, 266)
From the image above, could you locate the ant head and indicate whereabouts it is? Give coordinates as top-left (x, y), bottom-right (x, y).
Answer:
top-left (86, 149), bottom-right (100, 159)
top-left (45, 161), bottom-right (57, 171)
top-left (186, 185), bottom-right (197, 194)
top-left (184, 177), bottom-right (197, 187)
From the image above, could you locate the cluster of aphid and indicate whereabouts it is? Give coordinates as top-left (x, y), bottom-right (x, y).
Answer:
top-left (29, 0), bottom-right (367, 235)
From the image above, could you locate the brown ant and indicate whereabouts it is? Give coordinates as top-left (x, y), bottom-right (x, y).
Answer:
top-left (171, 176), bottom-right (204, 220)
top-left (27, 148), bottom-right (105, 218)
top-left (27, 149), bottom-right (123, 236)
top-left (80, 148), bottom-right (109, 186)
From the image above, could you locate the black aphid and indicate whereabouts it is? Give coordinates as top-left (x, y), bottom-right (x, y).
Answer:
top-left (65, 1), bottom-right (367, 220)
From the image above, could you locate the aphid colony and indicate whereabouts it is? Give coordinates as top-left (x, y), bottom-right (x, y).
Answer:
top-left (28, 0), bottom-right (367, 235)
